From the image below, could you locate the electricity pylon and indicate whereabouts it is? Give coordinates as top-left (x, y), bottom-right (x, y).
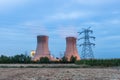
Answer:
top-left (78, 27), bottom-right (95, 59)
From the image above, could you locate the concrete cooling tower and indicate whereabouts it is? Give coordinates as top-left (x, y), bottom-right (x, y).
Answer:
top-left (33, 35), bottom-right (51, 61)
top-left (65, 37), bottom-right (80, 61)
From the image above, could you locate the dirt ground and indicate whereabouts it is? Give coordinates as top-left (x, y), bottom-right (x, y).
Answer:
top-left (0, 68), bottom-right (120, 80)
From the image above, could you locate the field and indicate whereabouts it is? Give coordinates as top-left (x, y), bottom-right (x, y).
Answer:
top-left (0, 64), bottom-right (120, 80)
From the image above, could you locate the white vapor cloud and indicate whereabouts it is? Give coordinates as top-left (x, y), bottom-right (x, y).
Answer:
top-left (56, 26), bottom-right (78, 38)
top-left (23, 21), bottom-right (48, 36)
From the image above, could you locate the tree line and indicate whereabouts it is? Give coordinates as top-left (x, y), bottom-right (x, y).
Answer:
top-left (0, 54), bottom-right (31, 63)
top-left (0, 54), bottom-right (77, 64)
top-left (75, 59), bottom-right (120, 67)
top-left (1, 54), bottom-right (120, 67)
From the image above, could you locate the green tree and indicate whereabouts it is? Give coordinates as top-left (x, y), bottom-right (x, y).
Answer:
top-left (0, 55), bottom-right (10, 63)
top-left (61, 56), bottom-right (68, 63)
top-left (70, 56), bottom-right (77, 63)
top-left (12, 54), bottom-right (31, 63)
top-left (39, 57), bottom-right (50, 63)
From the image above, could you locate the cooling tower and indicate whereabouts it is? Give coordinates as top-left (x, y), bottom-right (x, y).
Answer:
top-left (65, 37), bottom-right (80, 61)
top-left (33, 35), bottom-right (51, 61)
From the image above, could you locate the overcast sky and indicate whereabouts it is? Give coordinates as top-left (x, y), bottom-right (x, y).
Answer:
top-left (0, 0), bottom-right (120, 58)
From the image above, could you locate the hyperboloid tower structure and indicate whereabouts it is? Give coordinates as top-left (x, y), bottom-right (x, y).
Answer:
top-left (33, 35), bottom-right (52, 61)
top-left (65, 37), bottom-right (80, 61)
top-left (78, 27), bottom-right (95, 59)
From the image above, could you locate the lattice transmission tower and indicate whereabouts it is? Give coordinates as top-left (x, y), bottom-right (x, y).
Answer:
top-left (78, 27), bottom-right (95, 59)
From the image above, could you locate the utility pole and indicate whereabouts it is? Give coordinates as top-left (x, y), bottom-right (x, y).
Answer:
top-left (60, 51), bottom-right (63, 58)
top-left (78, 27), bottom-right (95, 59)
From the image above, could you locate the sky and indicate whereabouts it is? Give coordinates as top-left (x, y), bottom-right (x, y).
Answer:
top-left (0, 0), bottom-right (120, 59)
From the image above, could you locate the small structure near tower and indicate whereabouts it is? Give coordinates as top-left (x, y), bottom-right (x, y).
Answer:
top-left (30, 50), bottom-right (35, 58)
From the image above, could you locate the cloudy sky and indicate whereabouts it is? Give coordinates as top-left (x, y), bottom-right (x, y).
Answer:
top-left (0, 0), bottom-right (120, 58)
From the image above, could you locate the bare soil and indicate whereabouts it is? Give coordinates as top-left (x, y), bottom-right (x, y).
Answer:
top-left (0, 64), bottom-right (120, 80)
